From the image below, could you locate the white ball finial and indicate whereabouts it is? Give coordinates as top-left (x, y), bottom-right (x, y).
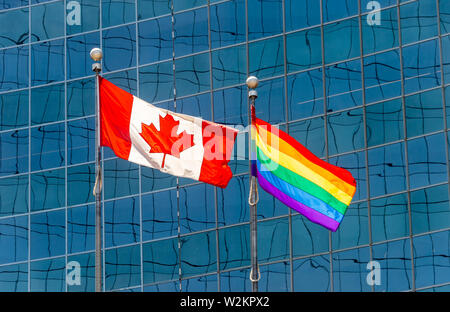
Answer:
top-left (90, 48), bottom-right (103, 62)
top-left (246, 76), bottom-right (259, 89)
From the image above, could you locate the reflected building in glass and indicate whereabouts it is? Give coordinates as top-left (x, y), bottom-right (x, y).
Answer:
top-left (1, 0), bottom-right (450, 292)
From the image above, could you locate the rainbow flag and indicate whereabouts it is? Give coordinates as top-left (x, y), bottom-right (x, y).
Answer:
top-left (251, 106), bottom-right (357, 232)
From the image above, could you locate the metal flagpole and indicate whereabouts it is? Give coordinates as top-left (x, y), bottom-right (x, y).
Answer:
top-left (90, 48), bottom-right (103, 292)
top-left (247, 76), bottom-right (260, 292)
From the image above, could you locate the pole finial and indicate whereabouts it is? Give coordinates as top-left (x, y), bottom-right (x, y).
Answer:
top-left (246, 76), bottom-right (259, 89)
top-left (90, 48), bottom-right (103, 73)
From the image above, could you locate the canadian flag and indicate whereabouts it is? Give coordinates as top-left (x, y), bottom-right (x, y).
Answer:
top-left (99, 77), bottom-right (238, 188)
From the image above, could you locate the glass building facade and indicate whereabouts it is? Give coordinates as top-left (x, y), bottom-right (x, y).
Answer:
top-left (0, 0), bottom-right (450, 292)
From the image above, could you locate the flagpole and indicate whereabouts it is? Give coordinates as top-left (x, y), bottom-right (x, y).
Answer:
top-left (247, 76), bottom-right (260, 292)
top-left (90, 48), bottom-right (103, 292)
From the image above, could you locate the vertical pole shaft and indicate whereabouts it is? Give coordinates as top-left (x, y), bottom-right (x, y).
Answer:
top-left (95, 73), bottom-right (102, 292)
top-left (249, 96), bottom-right (258, 292)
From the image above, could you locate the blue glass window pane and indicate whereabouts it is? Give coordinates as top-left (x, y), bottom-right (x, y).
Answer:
top-left (67, 163), bottom-right (94, 206)
top-left (67, 252), bottom-right (95, 292)
top-left (220, 268), bottom-right (251, 292)
top-left (138, 0), bottom-right (171, 20)
top-left (286, 27), bottom-right (322, 73)
top-left (329, 151), bottom-right (367, 201)
top-left (292, 214), bottom-right (329, 257)
top-left (0, 46), bottom-right (28, 92)
top-left (141, 165), bottom-right (177, 193)
top-left (362, 7), bottom-right (398, 55)
top-left (408, 133), bottom-right (447, 189)
top-left (293, 255), bottom-right (330, 291)
top-left (105, 244), bottom-right (141, 291)
top-left (176, 93), bottom-right (211, 121)
top-left (366, 98), bottom-right (404, 147)
top-left (173, 0), bottom-right (205, 12)
top-left (30, 209), bottom-right (65, 259)
top-left (400, 0), bottom-right (437, 45)
top-left (105, 196), bottom-right (140, 248)
top-left (327, 108), bottom-right (364, 156)
top-left (413, 231), bottom-right (450, 288)
top-left (289, 117), bottom-right (325, 159)
top-left (138, 16), bottom-right (172, 65)
top-left (252, 77), bottom-right (285, 125)
top-left (67, 78), bottom-right (95, 119)
top-left (217, 175), bottom-right (249, 226)
top-left (287, 69), bottom-right (324, 120)
top-left (249, 36), bottom-right (284, 79)
top-left (144, 281), bottom-right (179, 291)
top-left (258, 262), bottom-right (290, 292)
top-left (0, 215), bottom-right (28, 265)
top-left (332, 201), bottom-right (369, 250)
top-left (67, 204), bottom-right (95, 254)
top-left (371, 193), bottom-right (409, 242)
top-left (368, 142), bottom-right (406, 197)
top-left (30, 169), bottom-right (65, 211)
top-left (31, 39), bottom-right (65, 86)
top-left (325, 60), bottom-right (362, 112)
top-left (213, 85), bottom-right (247, 126)
top-left (67, 32), bottom-right (100, 79)
top-left (257, 177), bottom-right (288, 219)
top-left (179, 184), bottom-right (214, 234)
top-left (258, 217), bottom-right (289, 263)
top-left (333, 247), bottom-right (371, 292)
top-left (372, 239), bottom-right (413, 291)
top-left (175, 53), bottom-right (210, 97)
top-left (441, 0), bottom-right (450, 35)
top-left (180, 230), bottom-right (216, 278)
top-left (182, 274), bottom-right (218, 292)
top-left (0, 0), bottom-right (28, 10)
top-left (0, 129), bottom-right (28, 177)
top-left (402, 39), bottom-right (441, 95)
top-left (67, 117), bottom-right (95, 165)
top-left (363, 49), bottom-right (401, 104)
top-left (66, 0), bottom-right (100, 35)
top-left (210, 0), bottom-right (245, 49)
top-left (411, 184), bottom-right (450, 235)
top-left (103, 68), bottom-right (137, 95)
top-left (0, 8), bottom-right (28, 48)
top-left (248, 0), bottom-right (282, 40)
top-left (142, 189), bottom-right (177, 241)
top-left (0, 263), bottom-right (27, 292)
top-left (139, 61), bottom-right (173, 103)
top-left (31, 83), bottom-right (64, 125)
top-left (212, 44), bottom-right (246, 89)
top-left (361, 0), bottom-right (396, 10)
top-left (30, 257), bottom-right (65, 292)
top-left (323, 0), bottom-right (358, 22)
top-left (218, 224), bottom-right (249, 271)
top-left (103, 24), bottom-right (136, 73)
top-left (174, 7), bottom-right (208, 57)
top-left (103, 158), bottom-right (139, 200)
top-left (143, 238), bottom-right (179, 284)
top-left (31, 123), bottom-right (65, 171)
top-left (31, 1), bottom-right (64, 42)
top-left (443, 35), bottom-right (450, 85)
top-left (324, 17), bottom-right (360, 64)
top-left (0, 175), bottom-right (28, 217)
top-left (0, 90), bottom-right (28, 131)
top-left (102, 0), bottom-right (135, 28)
top-left (405, 88), bottom-right (444, 138)
top-left (285, 0), bottom-right (320, 32)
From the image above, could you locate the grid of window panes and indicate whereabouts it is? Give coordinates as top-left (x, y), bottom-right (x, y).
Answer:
top-left (1, 0), bottom-right (450, 292)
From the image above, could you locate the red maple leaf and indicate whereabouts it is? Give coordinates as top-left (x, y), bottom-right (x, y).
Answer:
top-left (140, 114), bottom-right (195, 168)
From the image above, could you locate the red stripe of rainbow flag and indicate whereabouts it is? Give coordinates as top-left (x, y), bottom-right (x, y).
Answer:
top-left (251, 106), bottom-right (357, 231)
